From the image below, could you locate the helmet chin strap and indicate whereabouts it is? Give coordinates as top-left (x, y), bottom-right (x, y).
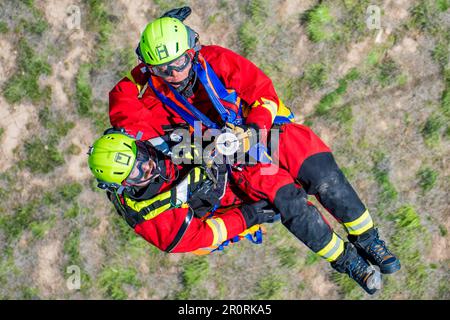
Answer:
top-left (168, 67), bottom-right (197, 98)
top-left (167, 51), bottom-right (199, 98)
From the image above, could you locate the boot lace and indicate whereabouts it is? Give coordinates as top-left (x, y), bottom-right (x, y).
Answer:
top-left (348, 256), bottom-right (370, 283)
top-left (368, 238), bottom-right (392, 264)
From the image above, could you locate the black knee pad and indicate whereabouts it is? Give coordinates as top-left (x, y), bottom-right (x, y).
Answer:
top-left (274, 183), bottom-right (333, 252)
top-left (298, 152), bottom-right (365, 222)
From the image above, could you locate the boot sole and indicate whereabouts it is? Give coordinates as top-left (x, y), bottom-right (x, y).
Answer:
top-left (365, 266), bottom-right (382, 295)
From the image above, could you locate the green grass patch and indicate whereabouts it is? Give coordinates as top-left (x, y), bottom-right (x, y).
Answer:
top-left (315, 68), bottom-right (360, 116)
top-left (183, 257), bottom-right (209, 287)
top-left (59, 182), bottom-right (83, 201)
top-left (38, 107), bottom-right (75, 136)
top-left (408, 0), bottom-right (443, 36)
top-left (2, 38), bottom-right (52, 104)
top-left (253, 275), bottom-right (285, 299)
top-left (175, 257), bottom-right (209, 299)
top-left (304, 251), bottom-right (321, 266)
top-left (302, 4), bottom-right (337, 43)
top-left (372, 151), bottom-right (398, 207)
top-left (416, 167), bottom-right (438, 192)
top-left (20, 286), bottom-right (40, 299)
top-left (38, 107), bottom-right (75, 145)
top-left (237, 21), bottom-right (258, 58)
top-left (17, 16), bottom-right (48, 36)
top-left (421, 113), bottom-right (444, 147)
top-left (14, 0), bottom-right (49, 36)
top-left (432, 41), bottom-right (449, 71)
top-left (29, 215), bottom-right (56, 239)
top-left (331, 271), bottom-right (364, 299)
top-left (116, 48), bottom-right (138, 78)
top-left (0, 199), bottom-right (41, 240)
top-left (439, 224), bottom-right (448, 237)
top-left (0, 253), bottom-right (21, 295)
top-left (66, 143), bottom-right (82, 156)
top-left (111, 214), bottom-right (136, 244)
top-left (90, 101), bottom-right (111, 133)
top-left (333, 104), bottom-right (354, 130)
top-left (98, 266), bottom-right (141, 300)
top-left (84, 0), bottom-right (115, 67)
top-left (436, 0), bottom-right (450, 12)
top-left (339, 0), bottom-right (372, 42)
top-left (64, 204), bottom-right (81, 219)
top-left (376, 57), bottom-right (402, 87)
top-left (0, 22), bottom-right (9, 33)
top-left (438, 281), bottom-right (450, 299)
top-left (21, 138), bottom-right (65, 174)
top-left (304, 63), bottom-right (328, 90)
top-left (441, 83), bottom-right (450, 117)
top-left (366, 48), bottom-right (385, 67)
top-left (246, 0), bottom-right (269, 21)
top-left (153, 0), bottom-right (187, 12)
top-left (75, 63), bottom-right (93, 117)
top-left (64, 229), bottom-right (81, 265)
top-left (386, 205), bottom-right (431, 298)
top-left (276, 246), bottom-right (298, 268)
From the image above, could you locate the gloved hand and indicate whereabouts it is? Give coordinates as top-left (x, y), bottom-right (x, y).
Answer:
top-left (187, 180), bottom-right (221, 218)
top-left (240, 200), bottom-right (280, 225)
top-left (160, 6), bottom-right (192, 21)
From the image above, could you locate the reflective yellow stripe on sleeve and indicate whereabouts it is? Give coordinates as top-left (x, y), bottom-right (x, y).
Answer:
top-left (256, 98), bottom-right (278, 123)
top-left (206, 218), bottom-right (227, 246)
top-left (125, 70), bottom-right (143, 93)
top-left (276, 99), bottom-right (294, 122)
top-left (316, 233), bottom-right (345, 262)
top-left (344, 210), bottom-right (374, 236)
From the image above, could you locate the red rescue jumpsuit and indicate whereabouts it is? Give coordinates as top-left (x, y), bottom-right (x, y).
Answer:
top-left (109, 45), bottom-right (374, 260)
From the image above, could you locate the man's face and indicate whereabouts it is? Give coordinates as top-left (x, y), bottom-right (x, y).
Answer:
top-left (126, 159), bottom-right (157, 187)
top-left (165, 60), bottom-right (192, 87)
top-left (123, 141), bottom-right (159, 187)
top-left (146, 52), bottom-right (192, 85)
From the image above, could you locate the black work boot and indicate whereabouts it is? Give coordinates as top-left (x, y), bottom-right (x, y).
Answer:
top-left (331, 243), bottom-right (382, 295)
top-left (349, 228), bottom-right (401, 274)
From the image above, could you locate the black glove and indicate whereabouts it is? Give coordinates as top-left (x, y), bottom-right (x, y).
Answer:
top-left (187, 180), bottom-right (221, 218)
top-left (160, 6), bottom-right (192, 21)
top-left (240, 200), bottom-right (280, 226)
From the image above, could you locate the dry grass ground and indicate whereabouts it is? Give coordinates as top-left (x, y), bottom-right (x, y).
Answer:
top-left (0, 0), bottom-right (448, 299)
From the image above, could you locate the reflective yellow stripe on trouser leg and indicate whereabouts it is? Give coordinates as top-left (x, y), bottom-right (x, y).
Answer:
top-left (343, 210), bottom-right (374, 236)
top-left (316, 233), bottom-right (345, 262)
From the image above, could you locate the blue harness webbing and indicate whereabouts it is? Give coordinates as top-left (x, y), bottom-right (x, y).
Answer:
top-left (212, 228), bottom-right (264, 253)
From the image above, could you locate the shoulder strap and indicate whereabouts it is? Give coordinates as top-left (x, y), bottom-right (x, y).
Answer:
top-left (165, 206), bottom-right (194, 253)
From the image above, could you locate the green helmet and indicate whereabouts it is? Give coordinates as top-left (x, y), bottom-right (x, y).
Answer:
top-left (138, 17), bottom-right (197, 65)
top-left (88, 133), bottom-right (137, 186)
